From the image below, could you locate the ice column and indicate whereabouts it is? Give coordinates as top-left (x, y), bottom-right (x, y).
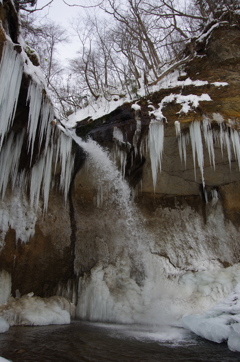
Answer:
top-left (230, 129), bottom-right (240, 170)
top-left (113, 127), bottom-right (127, 177)
top-left (148, 120), bottom-right (164, 190)
top-left (175, 121), bottom-right (189, 167)
top-left (189, 121), bottom-right (205, 186)
top-left (58, 133), bottom-right (74, 202)
top-left (0, 41), bottom-right (23, 150)
top-left (0, 131), bottom-right (25, 199)
top-left (202, 117), bottom-right (215, 169)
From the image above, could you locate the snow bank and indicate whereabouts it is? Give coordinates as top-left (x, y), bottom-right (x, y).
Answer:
top-left (0, 294), bottom-right (75, 328)
top-left (183, 283), bottom-right (240, 352)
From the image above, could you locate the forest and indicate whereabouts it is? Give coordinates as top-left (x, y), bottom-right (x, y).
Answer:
top-left (18, 0), bottom-right (240, 117)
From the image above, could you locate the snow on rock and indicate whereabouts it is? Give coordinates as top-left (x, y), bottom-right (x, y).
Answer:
top-left (211, 82), bottom-right (228, 87)
top-left (131, 103), bottom-right (141, 111)
top-left (182, 283), bottom-right (240, 352)
top-left (0, 294), bottom-right (75, 327)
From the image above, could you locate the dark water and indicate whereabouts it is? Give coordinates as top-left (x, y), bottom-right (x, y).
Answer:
top-left (0, 321), bottom-right (239, 362)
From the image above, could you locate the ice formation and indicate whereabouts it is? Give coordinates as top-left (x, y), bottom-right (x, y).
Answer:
top-left (151, 112), bottom-right (240, 190)
top-left (0, 294), bottom-right (74, 327)
top-left (148, 120), bottom-right (164, 190)
top-left (189, 121), bottom-right (205, 184)
top-left (0, 39), bottom-right (75, 239)
top-left (0, 42), bottom-right (23, 150)
top-left (183, 283), bottom-right (240, 352)
top-left (0, 318), bottom-right (9, 334)
top-left (27, 81), bottom-right (54, 162)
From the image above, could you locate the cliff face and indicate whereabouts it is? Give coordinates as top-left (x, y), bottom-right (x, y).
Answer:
top-left (72, 18), bottom-right (240, 279)
top-left (0, 0), bottom-right (76, 298)
top-left (75, 19), bottom-right (240, 219)
top-left (0, 0), bottom-right (240, 312)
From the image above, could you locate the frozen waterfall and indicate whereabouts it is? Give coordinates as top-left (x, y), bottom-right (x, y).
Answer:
top-left (63, 128), bottom-right (240, 349)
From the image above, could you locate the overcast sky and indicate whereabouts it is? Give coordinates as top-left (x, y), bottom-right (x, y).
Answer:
top-left (37, 0), bottom-right (88, 63)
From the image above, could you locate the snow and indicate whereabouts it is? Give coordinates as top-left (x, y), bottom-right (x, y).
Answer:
top-left (65, 70), bottom-right (213, 129)
top-left (183, 283), bottom-right (240, 352)
top-left (0, 294), bottom-right (74, 327)
top-left (211, 82), bottom-right (228, 87)
top-left (197, 22), bottom-right (220, 44)
top-left (131, 103), bottom-right (141, 111)
top-left (175, 94), bottom-right (212, 114)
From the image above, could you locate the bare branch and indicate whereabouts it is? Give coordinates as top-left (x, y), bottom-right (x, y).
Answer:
top-left (62, 0), bottom-right (104, 8)
top-left (20, 0), bottom-right (55, 13)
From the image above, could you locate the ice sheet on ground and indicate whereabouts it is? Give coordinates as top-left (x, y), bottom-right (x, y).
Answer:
top-left (182, 283), bottom-right (240, 352)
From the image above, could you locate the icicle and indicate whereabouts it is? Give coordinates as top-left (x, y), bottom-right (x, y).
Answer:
top-left (148, 120), bottom-right (164, 191)
top-left (223, 130), bottom-right (232, 168)
top-left (42, 144), bottom-right (54, 212)
top-left (132, 104), bottom-right (141, 156)
top-left (30, 156), bottom-right (45, 210)
top-left (113, 146), bottom-right (127, 177)
top-left (213, 113), bottom-right (225, 157)
top-left (26, 81), bottom-right (43, 162)
top-left (97, 184), bottom-right (104, 207)
top-left (230, 129), bottom-right (240, 170)
top-left (0, 131), bottom-right (25, 199)
top-left (202, 117), bottom-right (215, 169)
top-left (58, 133), bottom-right (74, 201)
top-left (189, 121), bottom-right (205, 186)
top-left (133, 118), bottom-right (141, 156)
top-left (211, 189), bottom-right (218, 206)
top-left (0, 42), bottom-right (23, 150)
top-left (174, 121), bottom-right (181, 136)
top-left (113, 127), bottom-right (124, 144)
top-left (39, 99), bottom-right (55, 153)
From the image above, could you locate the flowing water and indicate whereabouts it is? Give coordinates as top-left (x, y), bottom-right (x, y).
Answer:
top-left (0, 321), bottom-right (239, 362)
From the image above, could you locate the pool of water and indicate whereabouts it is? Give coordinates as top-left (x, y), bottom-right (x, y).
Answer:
top-left (0, 321), bottom-right (239, 361)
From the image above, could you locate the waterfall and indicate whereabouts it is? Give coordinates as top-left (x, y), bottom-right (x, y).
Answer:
top-left (62, 128), bottom-right (240, 328)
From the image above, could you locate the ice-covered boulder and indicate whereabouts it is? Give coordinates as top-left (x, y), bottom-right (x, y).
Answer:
top-left (183, 283), bottom-right (240, 352)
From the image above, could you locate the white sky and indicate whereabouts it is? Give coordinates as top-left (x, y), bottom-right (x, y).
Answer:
top-left (39, 0), bottom-right (94, 63)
